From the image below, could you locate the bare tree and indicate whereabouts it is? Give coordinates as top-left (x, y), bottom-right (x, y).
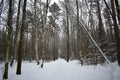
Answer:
top-left (16, 0), bottom-right (27, 75)
top-left (76, 0), bottom-right (83, 65)
top-left (64, 0), bottom-right (70, 62)
top-left (13, 0), bottom-right (21, 60)
top-left (3, 0), bottom-right (13, 79)
top-left (34, 0), bottom-right (39, 65)
top-left (41, 0), bottom-right (50, 68)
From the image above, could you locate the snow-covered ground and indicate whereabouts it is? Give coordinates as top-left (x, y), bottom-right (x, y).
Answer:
top-left (0, 58), bottom-right (120, 80)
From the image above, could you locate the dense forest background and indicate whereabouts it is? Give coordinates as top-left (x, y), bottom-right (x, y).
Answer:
top-left (0, 0), bottom-right (120, 79)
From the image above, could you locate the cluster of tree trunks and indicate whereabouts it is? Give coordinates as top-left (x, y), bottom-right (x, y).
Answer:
top-left (0, 0), bottom-right (120, 79)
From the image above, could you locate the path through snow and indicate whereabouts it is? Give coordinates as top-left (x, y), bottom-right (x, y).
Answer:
top-left (0, 58), bottom-right (120, 80)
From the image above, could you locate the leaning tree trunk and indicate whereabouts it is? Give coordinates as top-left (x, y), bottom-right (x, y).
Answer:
top-left (111, 0), bottom-right (120, 66)
top-left (16, 0), bottom-right (27, 75)
top-left (3, 0), bottom-right (13, 79)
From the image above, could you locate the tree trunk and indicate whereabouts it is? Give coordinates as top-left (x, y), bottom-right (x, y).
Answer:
top-left (35, 30), bottom-right (39, 65)
top-left (41, 0), bottom-right (49, 68)
top-left (34, 0), bottom-right (39, 65)
top-left (111, 0), bottom-right (120, 66)
top-left (16, 0), bottom-right (27, 75)
top-left (115, 0), bottom-right (120, 24)
top-left (14, 0), bottom-right (21, 60)
top-left (97, 0), bottom-right (105, 47)
top-left (76, 0), bottom-right (83, 65)
top-left (65, 0), bottom-right (70, 62)
top-left (0, 0), bottom-right (4, 16)
top-left (3, 0), bottom-right (13, 79)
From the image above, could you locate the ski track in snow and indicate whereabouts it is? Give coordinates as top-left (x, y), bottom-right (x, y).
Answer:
top-left (0, 59), bottom-right (120, 80)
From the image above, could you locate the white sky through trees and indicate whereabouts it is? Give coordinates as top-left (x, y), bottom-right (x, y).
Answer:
top-left (42, 0), bottom-right (62, 4)
top-left (51, 0), bottom-right (59, 4)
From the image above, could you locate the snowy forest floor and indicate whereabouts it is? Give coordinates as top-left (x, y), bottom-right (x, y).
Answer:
top-left (0, 58), bottom-right (120, 80)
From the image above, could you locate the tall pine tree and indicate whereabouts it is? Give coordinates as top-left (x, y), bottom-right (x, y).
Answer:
top-left (3, 0), bottom-right (13, 79)
top-left (16, 0), bottom-right (27, 74)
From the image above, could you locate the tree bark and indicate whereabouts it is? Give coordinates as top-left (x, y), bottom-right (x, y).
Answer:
top-left (14, 0), bottom-right (21, 60)
top-left (0, 0), bottom-right (4, 16)
top-left (97, 0), bottom-right (105, 47)
top-left (76, 0), bottom-right (83, 65)
top-left (3, 0), bottom-right (13, 79)
top-left (64, 0), bottom-right (70, 62)
top-left (111, 0), bottom-right (120, 66)
top-left (34, 0), bottom-right (39, 65)
top-left (115, 0), bottom-right (120, 24)
top-left (41, 0), bottom-right (49, 68)
top-left (16, 0), bottom-right (27, 75)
